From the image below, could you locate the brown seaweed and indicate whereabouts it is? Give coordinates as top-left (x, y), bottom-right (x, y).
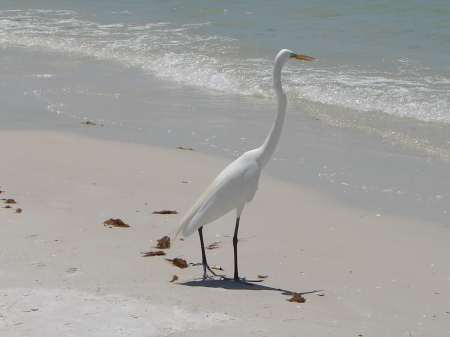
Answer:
top-left (152, 210), bottom-right (178, 214)
top-left (141, 250), bottom-right (166, 257)
top-left (206, 242), bottom-right (221, 250)
top-left (155, 236), bottom-right (171, 249)
top-left (81, 121), bottom-right (105, 127)
top-left (166, 258), bottom-right (188, 269)
top-left (287, 293), bottom-right (306, 303)
top-left (103, 218), bottom-right (130, 227)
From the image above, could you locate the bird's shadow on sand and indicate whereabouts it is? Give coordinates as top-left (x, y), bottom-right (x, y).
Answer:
top-left (180, 278), bottom-right (321, 298)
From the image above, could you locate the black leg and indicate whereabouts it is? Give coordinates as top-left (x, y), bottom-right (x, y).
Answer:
top-left (198, 226), bottom-right (217, 280)
top-left (228, 217), bottom-right (262, 284)
top-left (233, 217), bottom-right (240, 281)
top-left (198, 221), bottom-right (261, 284)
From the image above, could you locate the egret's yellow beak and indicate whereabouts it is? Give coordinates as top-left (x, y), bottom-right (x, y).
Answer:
top-left (293, 54), bottom-right (315, 61)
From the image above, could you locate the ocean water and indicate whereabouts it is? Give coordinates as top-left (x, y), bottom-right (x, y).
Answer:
top-left (1, 0), bottom-right (449, 224)
top-left (1, 0), bottom-right (449, 156)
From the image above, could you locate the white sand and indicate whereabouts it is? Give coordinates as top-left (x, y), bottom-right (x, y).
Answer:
top-left (1, 130), bottom-right (449, 336)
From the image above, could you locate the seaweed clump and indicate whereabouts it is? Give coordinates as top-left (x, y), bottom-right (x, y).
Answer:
top-left (103, 218), bottom-right (130, 228)
top-left (287, 293), bottom-right (306, 303)
top-left (152, 210), bottom-right (178, 214)
top-left (166, 258), bottom-right (188, 269)
top-left (155, 236), bottom-right (171, 249)
top-left (142, 251), bottom-right (166, 257)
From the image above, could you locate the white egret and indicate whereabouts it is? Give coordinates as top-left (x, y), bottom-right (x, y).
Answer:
top-left (173, 49), bottom-right (315, 282)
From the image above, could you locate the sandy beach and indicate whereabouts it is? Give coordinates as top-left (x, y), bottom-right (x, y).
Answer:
top-left (1, 130), bottom-right (449, 336)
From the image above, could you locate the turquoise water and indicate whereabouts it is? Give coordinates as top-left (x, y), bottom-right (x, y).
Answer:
top-left (0, 1), bottom-right (449, 224)
top-left (1, 1), bottom-right (449, 130)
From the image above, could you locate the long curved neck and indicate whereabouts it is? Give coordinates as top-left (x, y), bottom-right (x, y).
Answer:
top-left (256, 57), bottom-right (287, 168)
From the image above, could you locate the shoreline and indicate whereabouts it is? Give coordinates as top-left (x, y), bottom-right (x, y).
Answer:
top-left (1, 130), bottom-right (449, 336)
top-left (1, 46), bottom-right (448, 227)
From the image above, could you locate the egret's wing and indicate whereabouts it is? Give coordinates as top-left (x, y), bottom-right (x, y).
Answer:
top-left (172, 154), bottom-right (260, 239)
top-left (171, 177), bottom-right (221, 240)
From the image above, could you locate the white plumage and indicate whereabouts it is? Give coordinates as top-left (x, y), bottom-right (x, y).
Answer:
top-left (172, 49), bottom-right (315, 282)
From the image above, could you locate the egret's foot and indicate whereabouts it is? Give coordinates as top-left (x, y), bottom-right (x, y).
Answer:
top-left (202, 273), bottom-right (216, 281)
top-left (220, 276), bottom-right (263, 285)
top-left (201, 273), bottom-right (227, 281)
top-left (200, 263), bottom-right (226, 280)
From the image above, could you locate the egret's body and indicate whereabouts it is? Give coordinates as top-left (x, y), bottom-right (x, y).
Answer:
top-left (173, 49), bottom-right (314, 281)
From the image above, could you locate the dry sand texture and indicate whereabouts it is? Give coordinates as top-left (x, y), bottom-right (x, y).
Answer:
top-left (1, 130), bottom-right (449, 336)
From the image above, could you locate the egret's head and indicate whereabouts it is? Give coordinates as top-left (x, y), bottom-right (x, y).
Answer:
top-left (274, 49), bottom-right (315, 72)
top-left (276, 49), bottom-right (315, 66)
